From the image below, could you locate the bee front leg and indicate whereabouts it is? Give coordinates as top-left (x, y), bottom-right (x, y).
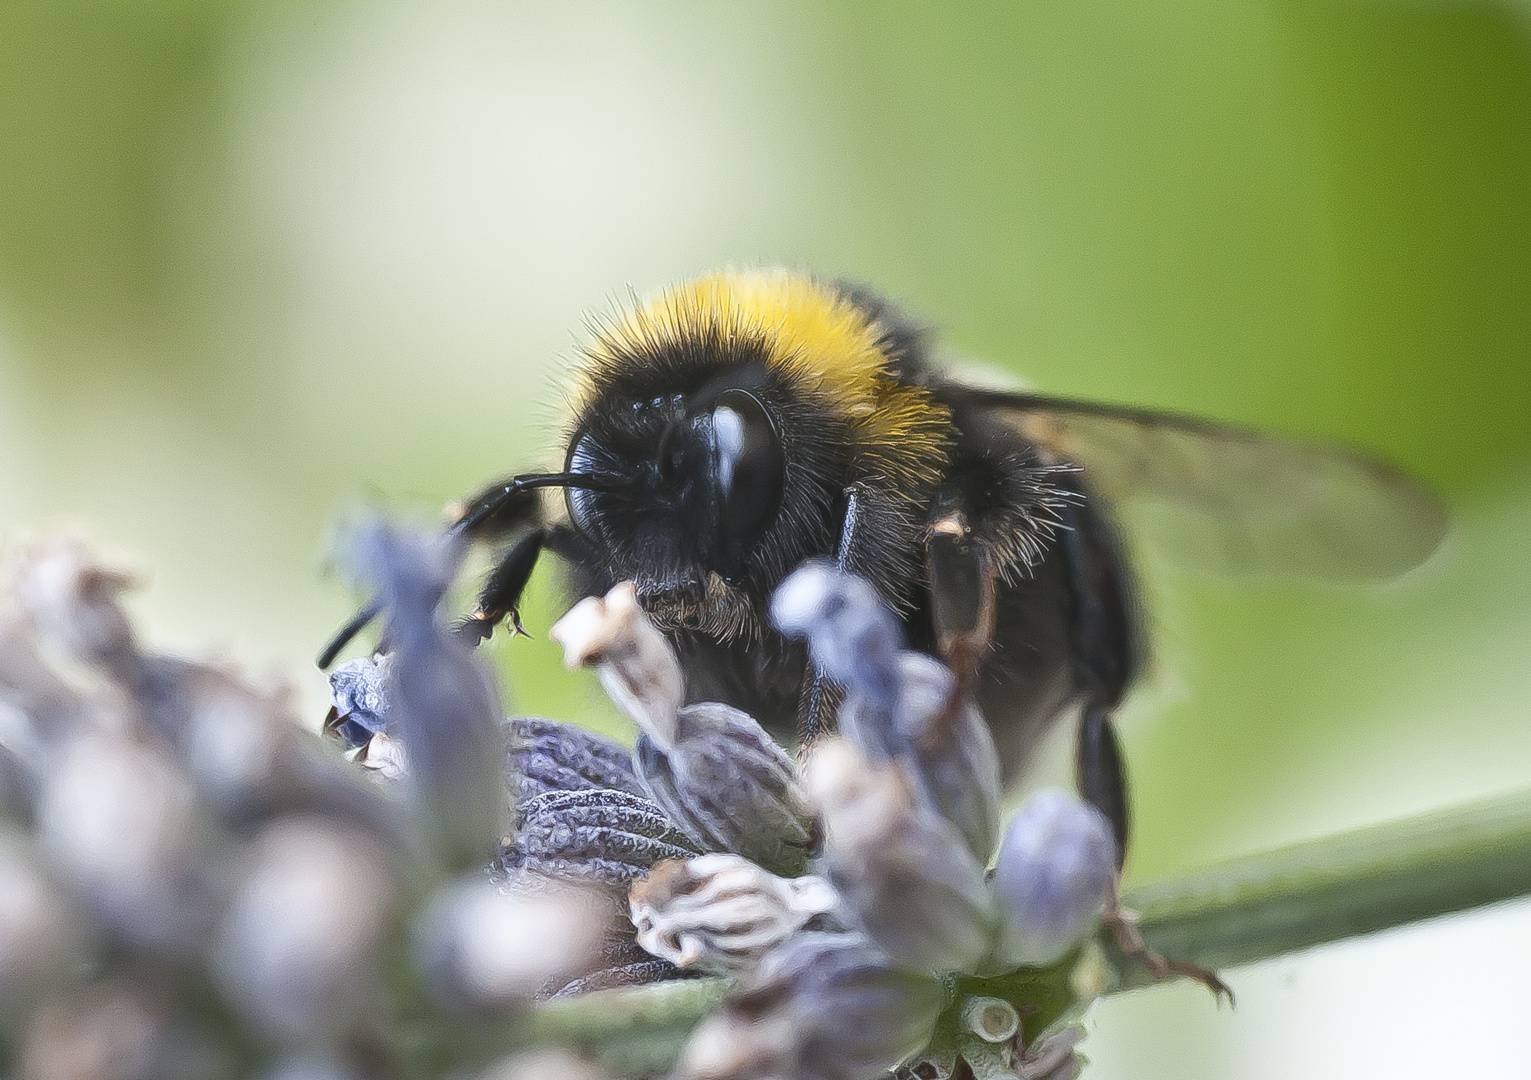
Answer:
top-left (455, 527), bottom-right (546, 644)
top-left (317, 473), bottom-right (552, 668)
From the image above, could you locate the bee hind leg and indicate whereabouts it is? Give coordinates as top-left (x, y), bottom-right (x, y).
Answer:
top-left (1076, 702), bottom-right (1130, 868)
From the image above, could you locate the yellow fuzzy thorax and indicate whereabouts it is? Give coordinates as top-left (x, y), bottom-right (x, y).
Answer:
top-left (578, 269), bottom-right (951, 491)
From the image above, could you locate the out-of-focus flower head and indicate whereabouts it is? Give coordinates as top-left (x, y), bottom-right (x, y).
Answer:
top-left (211, 816), bottom-right (393, 1042)
top-left (536, 566), bottom-right (1110, 1080)
top-left (415, 874), bottom-right (610, 1008)
top-left (343, 518), bottom-right (509, 873)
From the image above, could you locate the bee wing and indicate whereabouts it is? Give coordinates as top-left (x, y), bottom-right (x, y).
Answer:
top-left (936, 386), bottom-right (1449, 580)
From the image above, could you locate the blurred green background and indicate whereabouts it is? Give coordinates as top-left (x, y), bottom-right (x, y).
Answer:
top-left (1, 1), bottom-right (1528, 1075)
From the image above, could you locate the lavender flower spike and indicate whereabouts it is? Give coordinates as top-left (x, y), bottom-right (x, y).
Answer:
top-left (772, 562), bottom-right (1001, 862)
top-left (992, 789), bottom-right (1119, 968)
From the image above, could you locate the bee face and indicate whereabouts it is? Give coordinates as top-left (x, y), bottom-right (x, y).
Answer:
top-left (564, 369), bottom-right (794, 603)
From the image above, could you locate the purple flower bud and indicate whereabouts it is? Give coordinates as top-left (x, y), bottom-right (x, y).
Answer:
top-left (348, 518), bottom-right (507, 873)
top-left (804, 740), bottom-right (995, 974)
top-left (839, 652), bottom-right (1001, 864)
top-left (992, 790), bottom-right (1119, 968)
top-left (772, 564), bottom-right (1001, 862)
top-left (634, 703), bottom-right (814, 878)
top-left (680, 932), bottom-right (943, 1080)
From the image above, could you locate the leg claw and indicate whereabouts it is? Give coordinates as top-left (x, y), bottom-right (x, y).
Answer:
top-left (1103, 905), bottom-right (1233, 1005)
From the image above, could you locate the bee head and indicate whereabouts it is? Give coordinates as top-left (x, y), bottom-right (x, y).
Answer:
top-left (560, 270), bottom-right (952, 628)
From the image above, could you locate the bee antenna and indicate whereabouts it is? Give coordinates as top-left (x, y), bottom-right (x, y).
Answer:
top-left (450, 471), bottom-right (618, 536)
top-left (317, 595), bottom-right (384, 669)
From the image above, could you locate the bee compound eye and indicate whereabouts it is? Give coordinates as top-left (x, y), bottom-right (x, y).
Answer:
top-left (565, 433), bottom-right (600, 538)
top-left (711, 389), bottom-right (784, 550)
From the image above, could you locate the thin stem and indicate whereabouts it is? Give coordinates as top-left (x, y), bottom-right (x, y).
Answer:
top-left (1117, 786), bottom-right (1531, 988)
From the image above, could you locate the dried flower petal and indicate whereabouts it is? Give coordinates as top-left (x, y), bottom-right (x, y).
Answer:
top-left (0, 606), bottom-right (92, 755)
top-left (9, 538), bottom-right (140, 679)
top-left (358, 731), bottom-right (408, 780)
top-left (992, 790), bottom-right (1118, 968)
top-left (630, 855), bottom-right (838, 975)
top-left (549, 583), bottom-right (683, 744)
top-left (326, 655), bottom-right (392, 749)
top-left (1017, 1026), bottom-right (1084, 1080)
top-left (501, 788), bottom-right (704, 890)
top-left (679, 931), bottom-right (943, 1080)
top-left (804, 740), bottom-right (995, 974)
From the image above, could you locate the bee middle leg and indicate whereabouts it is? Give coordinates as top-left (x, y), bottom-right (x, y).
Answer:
top-left (796, 485), bottom-right (870, 748)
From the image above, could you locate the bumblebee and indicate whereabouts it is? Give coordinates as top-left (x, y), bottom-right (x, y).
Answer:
top-left (320, 269), bottom-right (1447, 862)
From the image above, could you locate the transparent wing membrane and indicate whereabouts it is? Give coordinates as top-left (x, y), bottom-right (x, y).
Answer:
top-left (937, 387), bottom-right (1450, 580)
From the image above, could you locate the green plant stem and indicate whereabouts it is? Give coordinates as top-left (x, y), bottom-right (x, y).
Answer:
top-left (1116, 786), bottom-right (1531, 988)
top-left (520, 788), bottom-right (1531, 1062)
